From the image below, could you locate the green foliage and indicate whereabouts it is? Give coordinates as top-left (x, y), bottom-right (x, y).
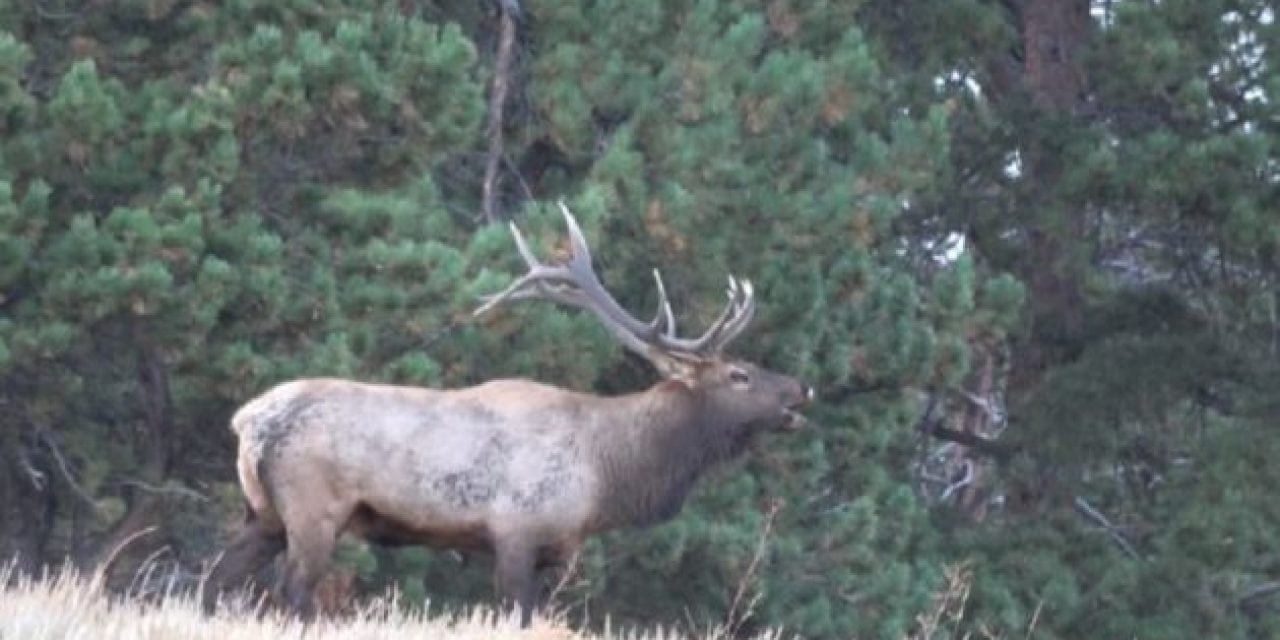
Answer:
top-left (499, 4), bottom-right (990, 636)
top-left (3, 1), bottom-right (1274, 639)
top-left (0, 0), bottom-right (492, 593)
top-left (0, 2), bottom-right (986, 637)
top-left (861, 0), bottom-right (1280, 637)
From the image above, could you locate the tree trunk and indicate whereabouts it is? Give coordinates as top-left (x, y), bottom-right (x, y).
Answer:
top-left (87, 335), bottom-right (175, 577)
top-left (1021, 0), bottom-right (1091, 112)
top-left (972, 0), bottom-right (1095, 512)
top-left (0, 429), bottom-right (56, 575)
top-left (1008, 0), bottom-right (1093, 391)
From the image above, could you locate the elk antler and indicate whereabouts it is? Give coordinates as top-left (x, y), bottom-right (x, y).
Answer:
top-left (475, 202), bottom-right (756, 369)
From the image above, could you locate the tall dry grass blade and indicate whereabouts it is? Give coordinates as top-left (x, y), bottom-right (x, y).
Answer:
top-left (90, 525), bottom-right (158, 592)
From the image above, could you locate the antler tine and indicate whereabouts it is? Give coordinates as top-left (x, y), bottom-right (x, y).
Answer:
top-left (477, 203), bottom-right (674, 361)
top-left (510, 220), bottom-right (542, 269)
top-left (709, 278), bottom-right (756, 350)
top-left (558, 201), bottom-right (595, 272)
top-left (477, 202), bottom-right (760, 368)
top-left (552, 203), bottom-right (666, 338)
top-left (696, 276), bottom-right (745, 348)
top-left (653, 275), bottom-right (753, 354)
top-left (473, 223), bottom-right (555, 317)
top-left (652, 269), bottom-right (676, 338)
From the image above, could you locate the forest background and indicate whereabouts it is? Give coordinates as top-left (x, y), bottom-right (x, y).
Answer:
top-left (0, 1), bottom-right (1277, 638)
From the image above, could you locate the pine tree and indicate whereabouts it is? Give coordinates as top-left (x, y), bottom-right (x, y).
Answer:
top-left (471, 2), bottom-right (1018, 636)
top-left (26, 1), bottom-right (1274, 638)
top-left (0, 0), bottom-right (492, 574)
top-left (0, 2), bottom-right (1006, 637)
top-left (861, 0), bottom-right (1280, 636)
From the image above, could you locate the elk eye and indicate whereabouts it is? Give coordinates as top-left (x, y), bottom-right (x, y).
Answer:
top-left (729, 368), bottom-right (750, 384)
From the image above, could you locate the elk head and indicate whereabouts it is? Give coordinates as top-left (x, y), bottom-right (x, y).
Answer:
top-left (476, 203), bottom-right (812, 435)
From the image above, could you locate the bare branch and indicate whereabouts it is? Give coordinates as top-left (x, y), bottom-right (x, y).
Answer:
top-left (481, 0), bottom-right (519, 222)
top-left (502, 155), bottom-right (535, 203)
top-left (33, 0), bottom-right (80, 21)
top-left (940, 460), bottom-right (975, 501)
top-left (953, 386), bottom-right (1003, 423)
top-left (120, 479), bottom-right (210, 503)
top-left (545, 547), bottom-right (582, 607)
top-left (724, 500), bottom-right (780, 636)
top-left (1240, 580), bottom-right (1280, 610)
top-left (920, 416), bottom-right (1015, 460)
top-left (17, 447), bottom-right (46, 491)
top-left (37, 430), bottom-right (101, 511)
top-left (1073, 495), bottom-right (1140, 560)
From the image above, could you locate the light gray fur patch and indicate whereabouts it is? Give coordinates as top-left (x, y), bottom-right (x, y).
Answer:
top-left (253, 397), bottom-right (324, 507)
top-left (428, 433), bottom-right (511, 509)
top-left (511, 450), bottom-right (572, 512)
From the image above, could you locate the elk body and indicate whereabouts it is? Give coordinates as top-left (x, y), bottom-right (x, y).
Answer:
top-left (202, 205), bottom-right (811, 625)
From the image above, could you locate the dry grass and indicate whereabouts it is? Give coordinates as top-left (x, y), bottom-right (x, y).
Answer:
top-left (908, 562), bottom-right (976, 640)
top-left (0, 564), bottom-right (787, 640)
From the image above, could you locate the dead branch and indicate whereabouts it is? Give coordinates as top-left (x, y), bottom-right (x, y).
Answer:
top-left (36, 430), bottom-right (100, 511)
top-left (1240, 580), bottom-right (1280, 610)
top-left (915, 391), bottom-right (1010, 459)
top-left (119, 479), bottom-right (209, 503)
top-left (953, 385), bottom-right (1003, 424)
top-left (1072, 495), bottom-right (1140, 560)
top-left (482, 0), bottom-right (520, 222)
top-left (545, 547), bottom-right (583, 607)
top-left (940, 460), bottom-right (975, 501)
top-left (724, 500), bottom-right (781, 635)
top-left (16, 447), bottom-right (47, 491)
top-left (921, 417), bottom-right (1015, 461)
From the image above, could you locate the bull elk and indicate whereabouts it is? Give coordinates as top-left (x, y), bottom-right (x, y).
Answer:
top-left (202, 204), bottom-right (812, 625)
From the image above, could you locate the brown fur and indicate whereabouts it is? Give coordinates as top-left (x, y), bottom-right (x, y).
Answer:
top-left (203, 360), bottom-right (808, 624)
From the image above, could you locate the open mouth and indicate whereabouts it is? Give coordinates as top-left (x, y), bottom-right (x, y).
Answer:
top-left (779, 386), bottom-right (814, 431)
top-left (780, 407), bottom-right (807, 431)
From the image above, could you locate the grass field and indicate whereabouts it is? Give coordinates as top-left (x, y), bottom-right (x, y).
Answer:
top-left (0, 565), bottom-right (788, 640)
top-left (0, 561), bottom-right (983, 639)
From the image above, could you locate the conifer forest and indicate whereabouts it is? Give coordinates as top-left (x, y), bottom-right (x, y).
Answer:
top-left (0, 1), bottom-right (1278, 638)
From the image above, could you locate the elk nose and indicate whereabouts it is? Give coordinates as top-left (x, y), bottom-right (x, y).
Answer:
top-left (792, 381), bottom-right (814, 405)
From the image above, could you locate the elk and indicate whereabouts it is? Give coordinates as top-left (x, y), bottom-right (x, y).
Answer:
top-left (201, 204), bottom-right (812, 625)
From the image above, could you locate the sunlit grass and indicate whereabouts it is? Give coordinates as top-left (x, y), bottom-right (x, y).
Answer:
top-left (0, 563), bottom-right (787, 640)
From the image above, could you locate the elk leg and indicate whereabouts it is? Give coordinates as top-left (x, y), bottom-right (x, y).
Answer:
top-left (281, 519), bottom-right (341, 619)
top-left (494, 541), bottom-right (538, 627)
top-left (202, 517), bottom-right (285, 614)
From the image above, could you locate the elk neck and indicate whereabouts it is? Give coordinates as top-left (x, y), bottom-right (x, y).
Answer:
top-left (584, 379), bottom-right (752, 532)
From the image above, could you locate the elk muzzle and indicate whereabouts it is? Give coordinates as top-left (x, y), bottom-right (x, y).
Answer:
top-left (780, 382), bottom-right (815, 431)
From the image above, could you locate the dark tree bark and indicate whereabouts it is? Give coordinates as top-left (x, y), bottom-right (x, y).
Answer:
top-left (0, 426), bottom-right (56, 575)
top-left (1021, 0), bottom-right (1091, 112)
top-left (1007, 0), bottom-right (1093, 397)
top-left (1001, 0), bottom-right (1095, 511)
top-left (88, 333), bottom-right (175, 575)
